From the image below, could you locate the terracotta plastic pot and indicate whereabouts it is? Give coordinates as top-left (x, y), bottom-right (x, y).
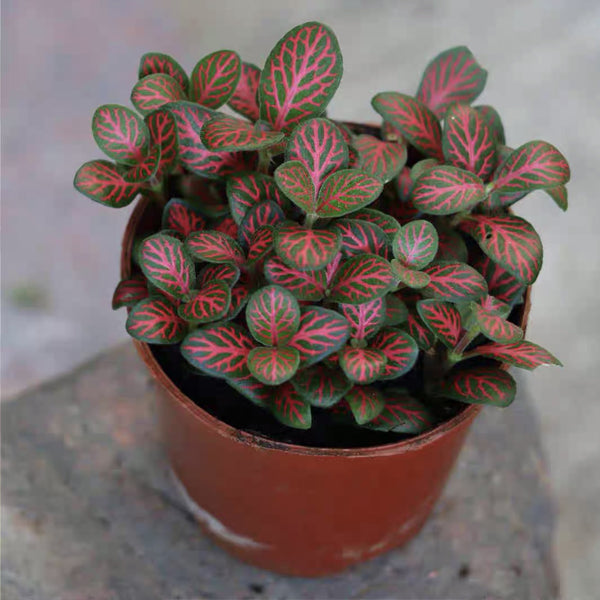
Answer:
top-left (122, 196), bottom-right (531, 577)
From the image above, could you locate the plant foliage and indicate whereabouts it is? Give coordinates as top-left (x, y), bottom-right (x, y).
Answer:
top-left (75, 23), bottom-right (568, 434)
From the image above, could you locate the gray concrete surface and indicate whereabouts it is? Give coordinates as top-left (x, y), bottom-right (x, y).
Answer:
top-left (1, 344), bottom-right (559, 600)
top-left (2, 0), bottom-right (599, 597)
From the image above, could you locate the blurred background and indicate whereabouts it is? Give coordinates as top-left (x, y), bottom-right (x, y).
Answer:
top-left (2, 0), bottom-right (599, 596)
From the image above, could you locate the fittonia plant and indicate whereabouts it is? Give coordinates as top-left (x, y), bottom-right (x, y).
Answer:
top-left (75, 22), bottom-right (569, 432)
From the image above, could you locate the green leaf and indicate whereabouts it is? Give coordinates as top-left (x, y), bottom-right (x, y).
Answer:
top-left (291, 365), bottom-right (352, 407)
top-left (365, 389), bottom-right (432, 433)
top-left (138, 52), bottom-right (189, 92)
top-left (131, 73), bottom-right (186, 115)
top-left (270, 383), bottom-right (312, 429)
top-left (92, 104), bottom-right (149, 165)
top-left (138, 233), bottom-right (195, 300)
top-left (190, 50), bottom-right (241, 109)
top-left (392, 220), bottom-right (439, 269)
top-left (315, 169), bottom-right (383, 218)
top-left (74, 160), bottom-right (140, 208)
top-left (247, 346), bottom-right (300, 385)
top-left (411, 166), bottom-right (485, 215)
top-left (178, 280), bottom-right (231, 325)
top-left (245, 285), bottom-right (300, 346)
top-left (112, 276), bottom-right (148, 310)
top-left (339, 347), bottom-right (387, 384)
top-left (275, 223), bottom-right (341, 271)
top-left (259, 22), bottom-right (343, 133)
top-left (437, 365), bottom-right (516, 407)
top-left (423, 261), bottom-right (488, 303)
top-left (274, 161), bottom-right (315, 214)
top-left (370, 328), bottom-right (419, 379)
top-left (328, 254), bottom-right (395, 304)
top-left (126, 296), bottom-right (187, 344)
top-left (416, 46), bottom-right (487, 117)
top-left (353, 135), bottom-right (407, 183)
top-left (201, 115), bottom-right (285, 151)
top-left (417, 299), bottom-right (462, 348)
top-left (466, 340), bottom-right (561, 370)
top-left (391, 262), bottom-right (431, 289)
top-left (345, 386), bottom-right (385, 425)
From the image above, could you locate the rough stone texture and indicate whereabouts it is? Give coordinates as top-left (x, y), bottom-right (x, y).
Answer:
top-left (2, 344), bottom-right (559, 600)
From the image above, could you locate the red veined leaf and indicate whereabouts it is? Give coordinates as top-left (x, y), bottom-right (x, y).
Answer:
top-left (416, 46), bottom-right (487, 117)
top-left (545, 185), bottom-right (568, 211)
top-left (225, 279), bottom-right (251, 319)
top-left (473, 254), bottom-right (525, 305)
top-left (74, 160), bottom-right (141, 208)
top-left (145, 109), bottom-right (178, 176)
top-left (316, 169), bottom-right (383, 218)
top-left (354, 135), bottom-right (407, 183)
top-left (226, 172), bottom-right (283, 225)
top-left (411, 166), bottom-right (485, 215)
top-left (190, 50), bottom-right (241, 109)
top-left (472, 306), bottom-right (523, 344)
top-left (270, 383), bottom-right (312, 429)
top-left (228, 374), bottom-right (271, 407)
top-left (138, 52), bottom-right (188, 92)
top-left (178, 280), bottom-right (231, 324)
top-left (245, 285), bottom-right (300, 346)
top-left (474, 105), bottom-right (505, 146)
top-left (112, 276), bottom-right (148, 309)
top-left (350, 208), bottom-right (401, 241)
top-left (285, 118), bottom-right (349, 191)
top-left (121, 144), bottom-right (161, 183)
top-left (442, 103), bottom-right (497, 179)
top-left (339, 297), bottom-right (386, 340)
top-left (274, 161), bottom-right (315, 214)
top-left (259, 22), bottom-right (342, 133)
top-left (126, 297), bottom-right (187, 344)
top-left (417, 299), bottom-right (462, 348)
top-left (239, 201), bottom-right (284, 247)
top-left (214, 216), bottom-right (239, 239)
top-left (396, 166), bottom-right (413, 202)
top-left (201, 115), bottom-right (285, 151)
top-left (366, 389), bottom-right (432, 434)
top-left (384, 293), bottom-right (409, 326)
top-left (437, 365), bottom-right (516, 407)
top-left (275, 223), bottom-right (341, 271)
top-left (370, 328), bottom-right (419, 379)
top-left (247, 346), bottom-right (300, 385)
top-left (197, 263), bottom-right (240, 288)
top-left (291, 365), bottom-right (352, 407)
top-left (331, 219), bottom-right (388, 258)
top-left (404, 313), bottom-right (436, 351)
top-left (391, 261), bottom-right (431, 289)
top-left (325, 251), bottom-right (342, 286)
top-left (139, 233), bottom-right (195, 300)
top-left (410, 159), bottom-right (441, 183)
top-left (328, 254), bottom-right (394, 304)
top-left (467, 341), bottom-right (561, 370)
top-left (162, 199), bottom-right (206, 237)
top-left (185, 230), bottom-right (245, 266)
top-left (490, 141), bottom-right (570, 196)
top-left (339, 347), bottom-right (387, 384)
top-left (345, 386), bottom-right (385, 425)
top-left (247, 226), bottom-right (275, 266)
top-left (460, 214), bottom-right (542, 285)
top-left (264, 256), bottom-right (327, 301)
top-left (288, 306), bottom-right (350, 366)
top-left (392, 219), bottom-right (438, 269)
top-left (168, 101), bottom-right (256, 178)
top-left (371, 92), bottom-right (443, 160)
top-left (436, 227), bottom-right (468, 262)
top-left (92, 104), bottom-right (149, 165)
top-left (227, 62), bottom-right (261, 121)
top-left (131, 74), bottom-right (186, 115)
top-left (181, 322), bottom-right (255, 378)
top-left (423, 261), bottom-right (488, 303)
top-left (478, 294), bottom-right (510, 317)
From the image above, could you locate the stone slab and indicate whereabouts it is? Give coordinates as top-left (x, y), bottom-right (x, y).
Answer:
top-left (1, 344), bottom-right (559, 599)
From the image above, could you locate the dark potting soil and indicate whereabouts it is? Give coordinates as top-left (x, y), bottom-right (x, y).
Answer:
top-left (151, 344), bottom-right (466, 449)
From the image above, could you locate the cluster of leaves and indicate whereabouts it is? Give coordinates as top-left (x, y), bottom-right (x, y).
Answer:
top-left (75, 23), bottom-right (569, 433)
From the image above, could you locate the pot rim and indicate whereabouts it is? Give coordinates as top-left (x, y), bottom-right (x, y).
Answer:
top-left (123, 196), bottom-right (531, 458)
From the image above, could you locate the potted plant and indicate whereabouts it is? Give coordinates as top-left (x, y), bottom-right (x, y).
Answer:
top-left (74, 21), bottom-right (569, 576)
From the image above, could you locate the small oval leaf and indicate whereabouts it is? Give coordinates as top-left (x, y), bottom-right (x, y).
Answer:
top-left (226, 173), bottom-right (283, 225)
top-left (345, 386), bottom-right (385, 425)
top-left (178, 280), bottom-right (231, 324)
top-left (112, 276), bottom-right (149, 310)
top-left (354, 135), bottom-right (407, 183)
top-left (417, 299), bottom-right (462, 348)
top-left (423, 261), bottom-right (488, 303)
top-left (190, 50), bottom-right (241, 109)
top-left (131, 73), bottom-right (186, 115)
top-left (393, 220), bottom-right (438, 269)
top-left (74, 160), bottom-right (140, 208)
top-left (181, 322), bottom-right (255, 378)
top-left (162, 199), bottom-right (206, 238)
top-left (275, 223), bottom-right (341, 271)
top-left (201, 115), bottom-right (285, 151)
top-left (259, 22), bottom-right (343, 132)
top-left (245, 285), bottom-right (300, 346)
top-left (264, 256), bottom-right (327, 301)
top-left (126, 297), bottom-right (187, 344)
top-left (339, 297), bottom-right (386, 340)
top-left (316, 169), bottom-right (383, 218)
top-left (228, 62), bottom-right (261, 121)
top-left (467, 341), bottom-right (561, 370)
top-left (339, 347), bottom-right (387, 384)
top-left (270, 383), bottom-right (312, 429)
top-left (370, 328), bottom-right (419, 379)
top-left (185, 230), bottom-right (245, 266)
top-left (291, 365), bottom-right (352, 407)
top-left (248, 346), bottom-right (300, 385)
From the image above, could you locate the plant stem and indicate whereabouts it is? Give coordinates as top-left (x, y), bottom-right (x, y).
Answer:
top-left (304, 213), bottom-right (317, 229)
top-left (257, 150), bottom-right (271, 174)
